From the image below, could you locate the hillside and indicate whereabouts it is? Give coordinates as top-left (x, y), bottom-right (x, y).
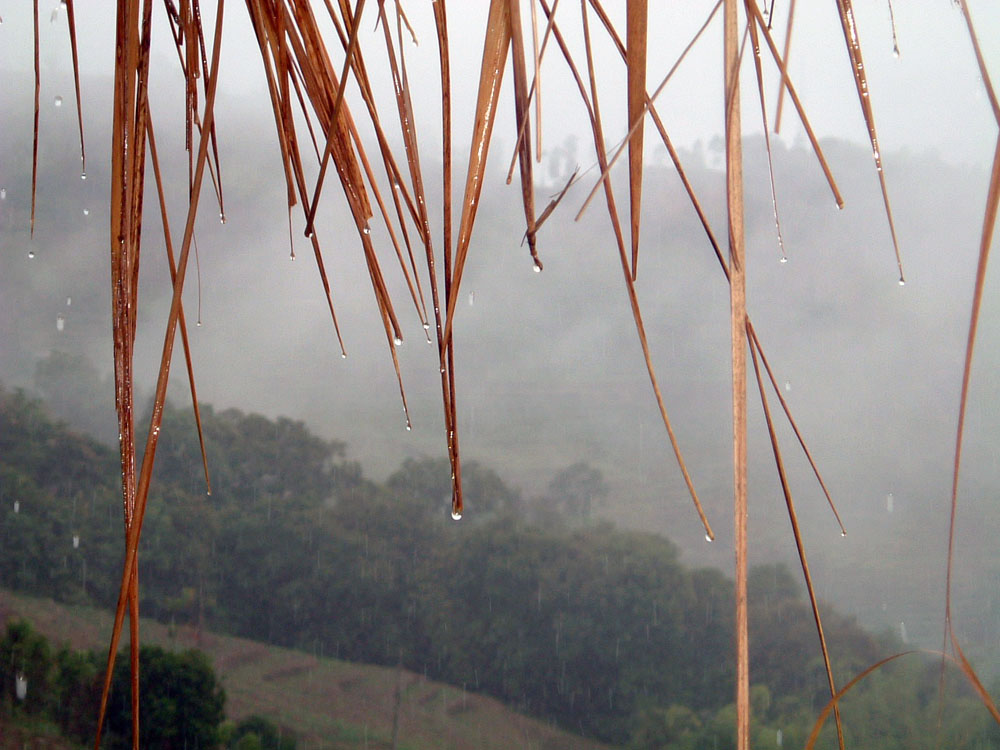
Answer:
top-left (0, 588), bottom-right (611, 750)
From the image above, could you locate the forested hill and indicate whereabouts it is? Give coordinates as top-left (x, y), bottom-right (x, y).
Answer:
top-left (1, 381), bottom-right (996, 748)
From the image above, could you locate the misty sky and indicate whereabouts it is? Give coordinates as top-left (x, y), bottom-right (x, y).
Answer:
top-left (1, 1), bottom-right (1000, 657)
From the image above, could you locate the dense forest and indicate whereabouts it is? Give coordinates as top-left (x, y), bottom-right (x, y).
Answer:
top-left (1, 355), bottom-right (998, 748)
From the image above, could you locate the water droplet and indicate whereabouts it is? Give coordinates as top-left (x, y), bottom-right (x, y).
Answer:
top-left (892, 45), bottom-right (900, 59)
top-left (56, 314), bottom-right (65, 332)
top-left (80, 172), bottom-right (87, 181)
top-left (779, 254), bottom-right (788, 264)
top-left (405, 424), bottom-right (412, 432)
top-left (54, 96), bottom-right (63, 107)
top-left (66, 297), bottom-right (71, 306)
top-left (219, 213), bottom-right (226, 224)
top-left (704, 533), bottom-right (713, 543)
top-left (886, 492), bottom-right (894, 513)
top-left (898, 278), bottom-right (906, 287)
top-left (451, 509), bottom-right (463, 521)
top-left (840, 530), bottom-right (847, 538)
top-left (784, 381), bottom-right (791, 392)
top-left (72, 535), bottom-right (80, 549)
top-left (362, 224), bottom-right (371, 235)
top-left (304, 229), bottom-right (314, 239)
top-left (82, 208), bottom-right (89, 216)
top-left (0, 188), bottom-right (6, 200)
top-left (393, 336), bottom-right (403, 346)
top-left (532, 263), bottom-right (542, 273)
top-left (196, 320), bottom-right (202, 327)
top-left (341, 352), bottom-right (347, 359)
top-left (27, 250), bottom-right (35, 259)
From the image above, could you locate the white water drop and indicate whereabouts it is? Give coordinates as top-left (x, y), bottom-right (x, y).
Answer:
top-left (0, 188), bottom-right (6, 200)
top-left (840, 530), bottom-right (847, 538)
top-left (704, 533), bottom-right (713, 543)
top-left (56, 314), bottom-right (65, 332)
top-left (532, 263), bottom-right (542, 273)
top-left (422, 323), bottom-right (430, 331)
top-left (898, 278), bottom-right (906, 287)
top-left (362, 224), bottom-right (371, 235)
top-left (80, 172), bottom-right (87, 181)
top-left (886, 492), bottom-right (894, 513)
top-left (54, 95), bottom-right (63, 107)
top-left (393, 336), bottom-right (403, 346)
top-left (451, 509), bottom-right (463, 521)
top-left (341, 352), bottom-right (347, 359)
top-left (219, 213), bottom-right (226, 224)
top-left (82, 208), bottom-right (89, 216)
top-left (27, 250), bottom-right (35, 259)
top-left (779, 254), bottom-right (788, 264)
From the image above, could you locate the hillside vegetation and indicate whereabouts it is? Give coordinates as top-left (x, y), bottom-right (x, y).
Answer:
top-left (1, 378), bottom-right (998, 748)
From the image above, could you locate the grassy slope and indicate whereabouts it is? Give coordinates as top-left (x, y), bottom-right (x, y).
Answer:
top-left (0, 589), bottom-right (612, 750)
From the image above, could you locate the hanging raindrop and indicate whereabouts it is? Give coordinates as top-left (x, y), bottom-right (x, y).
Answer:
top-left (54, 95), bottom-right (63, 107)
top-left (80, 172), bottom-right (87, 181)
top-left (82, 208), bottom-right (89, 216)
top-left (393, 336), bottom-right (403, 346)
top-left (27, 250), bottom-right (35, 259)
top-left (704, 533), bottom-right (713, 543)
top-left (451, 509), bottom-right (463, 521)
top-left (56, 314), bottom-right (65, 332)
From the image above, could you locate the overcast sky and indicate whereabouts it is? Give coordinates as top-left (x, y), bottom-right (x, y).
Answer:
top-left (1, 1), bottom-right (998, 166)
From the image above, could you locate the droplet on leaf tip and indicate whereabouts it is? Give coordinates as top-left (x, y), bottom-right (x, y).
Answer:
top-left (393, 336), bottom-right (403, 346)
top-left (451, 510), bottom-right (463, 521)
top-left (80, 172), bottom-right (87, 181)
top-left (898, 278), bottom-right (906, 287)
top-left (704, 533), bottom-right (713, 543)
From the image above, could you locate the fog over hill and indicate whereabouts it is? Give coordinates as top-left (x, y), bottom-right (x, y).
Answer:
top-left (2, 76), bottom-right (999, 669)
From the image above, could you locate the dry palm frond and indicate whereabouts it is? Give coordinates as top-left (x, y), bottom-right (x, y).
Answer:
top-left (17, 1), bottom-right (1000, 747)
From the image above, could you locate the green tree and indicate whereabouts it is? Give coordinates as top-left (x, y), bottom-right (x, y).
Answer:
top-left (0, 619), bottom-right (52, 716)
top-left (228, 715), bottom-right (296, 750)
top-left (105, 646), bottom-right (225, 750)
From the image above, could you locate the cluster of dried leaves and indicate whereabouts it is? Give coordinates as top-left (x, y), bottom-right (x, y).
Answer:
top-left (20, 1), bottom-right (1000, 748)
